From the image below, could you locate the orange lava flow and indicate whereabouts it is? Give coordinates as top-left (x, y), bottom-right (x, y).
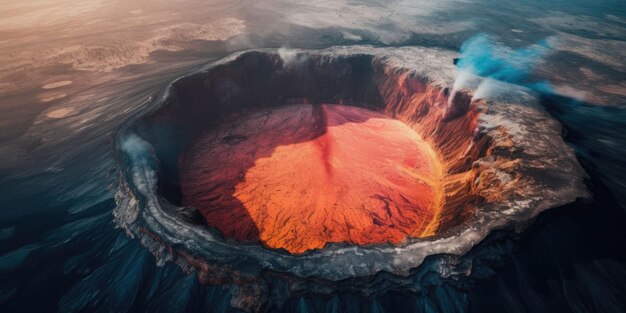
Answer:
top-left (180, 104), bottom-right (445, 254)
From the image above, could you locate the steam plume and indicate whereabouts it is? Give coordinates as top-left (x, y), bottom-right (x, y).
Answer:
top-left (449, 34), bottom-right (554, 104)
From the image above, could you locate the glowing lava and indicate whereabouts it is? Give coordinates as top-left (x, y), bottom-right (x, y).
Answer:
top-left (180, 104), bottom-right (444, 254)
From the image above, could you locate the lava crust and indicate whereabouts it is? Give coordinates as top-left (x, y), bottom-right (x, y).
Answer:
top-left (180, 104), bottom-right (444, 253)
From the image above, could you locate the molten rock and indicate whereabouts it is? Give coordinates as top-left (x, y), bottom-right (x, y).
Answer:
top-left (180, 104), bottom-right (444, 253)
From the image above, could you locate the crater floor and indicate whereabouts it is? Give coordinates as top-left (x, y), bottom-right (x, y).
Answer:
top-left (180, 104), bottom-right (445, 254)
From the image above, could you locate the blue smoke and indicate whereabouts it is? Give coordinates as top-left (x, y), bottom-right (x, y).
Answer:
top-left (458, 34), bottom-right (551, 84)
top-left (451, 34), bottom-right (554, 102)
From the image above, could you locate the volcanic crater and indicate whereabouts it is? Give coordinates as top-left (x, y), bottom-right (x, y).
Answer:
top-left (180, 104), bottom-right (447, 254)
top-left (136, 49), bottom-right (483, 255)
top-left (119, 47), bottom-right (586, 286)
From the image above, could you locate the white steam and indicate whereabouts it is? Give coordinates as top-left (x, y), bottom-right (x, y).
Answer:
top-left (278, 47), bottom-right (308, 67)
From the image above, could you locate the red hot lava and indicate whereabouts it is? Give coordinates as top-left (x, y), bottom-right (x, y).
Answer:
top-left (180, 104), bottom-right (444, 254)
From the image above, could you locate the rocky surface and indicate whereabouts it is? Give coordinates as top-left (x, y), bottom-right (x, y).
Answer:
top-left (114, 47), bottom-right (588, 310)
top-left (180, 104), bottom-right (443, 253)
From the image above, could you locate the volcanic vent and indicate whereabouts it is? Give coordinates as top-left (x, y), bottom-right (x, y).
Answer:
top-left (116, 47), bottom-right (586, 285)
